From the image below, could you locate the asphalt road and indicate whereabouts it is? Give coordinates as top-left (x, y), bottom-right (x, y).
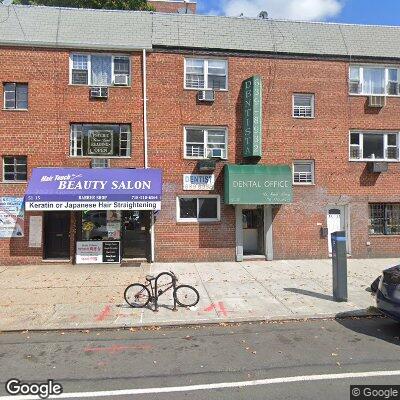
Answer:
top-left (0, 317), bottom-right (399, 400)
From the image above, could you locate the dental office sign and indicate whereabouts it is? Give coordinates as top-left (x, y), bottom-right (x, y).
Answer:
top-left (25, 168), bottom-right (162, 211)
top-left (183, 174), bottom-right (215, 191)
top-left (242, 75), bottom-right (262, 158)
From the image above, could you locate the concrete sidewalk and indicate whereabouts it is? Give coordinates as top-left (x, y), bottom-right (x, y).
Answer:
top-left (0, 258), bottom-right (396, 331)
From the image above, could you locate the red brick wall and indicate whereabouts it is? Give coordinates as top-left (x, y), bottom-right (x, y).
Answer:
top-left (2, 46), bottom-right (400, 265)
top-left (147, 52), bottom-right (400, 260)
top-left (0, 47), bottom-right (145, 265)
top-left (148, 1), bottom-right (196, 13)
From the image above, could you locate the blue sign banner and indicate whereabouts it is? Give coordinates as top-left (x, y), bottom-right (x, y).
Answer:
top-left (25, 168), bottom-right (162, 211)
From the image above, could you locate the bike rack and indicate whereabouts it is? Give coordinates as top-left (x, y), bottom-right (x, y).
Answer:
top-left (153, 271), bottom-right (178, 312)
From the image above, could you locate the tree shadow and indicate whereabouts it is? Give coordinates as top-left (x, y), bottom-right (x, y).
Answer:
top-left (284, 287), bottom-right (334, 301)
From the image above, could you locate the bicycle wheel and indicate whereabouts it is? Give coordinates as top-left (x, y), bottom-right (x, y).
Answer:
top-left (124, 284), bottom-right (151, 308)
top-left (174, 285), bottom-right (200, 307)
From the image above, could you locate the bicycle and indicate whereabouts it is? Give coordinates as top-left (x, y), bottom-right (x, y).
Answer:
top-left (124, 271), bottom-right (200, 312)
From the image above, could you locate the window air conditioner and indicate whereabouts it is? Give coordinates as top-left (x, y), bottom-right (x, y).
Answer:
top-left (368, 95), bottom-right (386, 108)
top-left (197, 90), bottom-right (215, 102)
top-left (90, 87), bottom-right (108, 99)
top-left (210, 148), bottom-right (223, 159)
top-left (114, 74), bottom-right (129, 86)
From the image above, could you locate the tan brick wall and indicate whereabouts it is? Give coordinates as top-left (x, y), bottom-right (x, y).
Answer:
top-left (148, 1), bottom-right (196, 14)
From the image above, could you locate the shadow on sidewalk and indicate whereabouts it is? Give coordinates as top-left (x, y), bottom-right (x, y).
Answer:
top-left (284, 288), bottom-right (334, 301)
top-left (335, 313), bottom-right (400, 346)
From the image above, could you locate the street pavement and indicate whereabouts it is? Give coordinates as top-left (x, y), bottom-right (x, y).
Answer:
top-left (0, 258), bottom-right (397, 331)
top-left (0, 318), bottom-right (399, 399)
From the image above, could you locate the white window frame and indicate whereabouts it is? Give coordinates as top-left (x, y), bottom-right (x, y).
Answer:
top-left (2, 155), bottom-right (28, 183)
top-left (184, 58), bottom-right (228, 91)
top-left (349, 131), bottom-right (400, 162)
top-left (176, 195), bottom-right (221, 223)
top-left (69, 53), bottom-right (131, 86)
top-left (292, 93), bottom-right (315, 118)
top-left (3, 83), bottom-right (28, 110)
top-left (349, 65), bottom-right (400, 96)
top-left (183, 126), bottom-right (228, 160)
top-left (70, 124), bottom-right (131, 158)
top-left (293, 160), bottom-right (315, 185)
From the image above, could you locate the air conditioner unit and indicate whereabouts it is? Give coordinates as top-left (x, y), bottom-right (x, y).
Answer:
top-left (114, 74), bottom-right (129, 86)
top-left (368, 95), bottom-right (386, 108)
top-left (90, 87), bottom-right (108, 99)
top-left (368, 161), bottom-right (388, 173)
top-left (210, 148), bottom-right (223, 158)
top-left (198, 160), bottom-right (216, 172)
top-left (90, 158), bottom-right (110, 168)
top-left (197, 90), bottom-right (215, 102)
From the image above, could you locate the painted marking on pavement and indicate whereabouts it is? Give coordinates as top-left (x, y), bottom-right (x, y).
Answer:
top-left (203, 302), bottom-right (228, 316)
top-left (2, 370), bottom-right (400, 399)
top-left (218, 301), bottom-right (228, 317)
top-left (84, 344), bottom-right (152, 354)
top-left (95, 305), bottom-right (112, 321)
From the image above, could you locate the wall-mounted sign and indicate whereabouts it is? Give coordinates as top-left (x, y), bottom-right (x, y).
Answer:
top-left (88, 130), bottom-right (114, 156)
top-left (25, 168), bottom-right (162, 211)
top-left (242, 75), bottom-right (262, 158)
top-left (183, 174), bottom-right (215, 191)
top-left (29, 216), bottom-right (42, 247)
top-left (0, 197), bottom-right (24, 238)
top-left (76, 241), bottom-right (120, 264)
top-left (224, 164), bottom-right (292, 204)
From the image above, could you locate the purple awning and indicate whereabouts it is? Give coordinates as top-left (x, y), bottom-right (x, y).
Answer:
top-left (25, 168), bottom-right (162, 211)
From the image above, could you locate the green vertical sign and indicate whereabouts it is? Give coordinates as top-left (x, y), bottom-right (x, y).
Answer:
top-left (242, 75), bottom-right (262, 158)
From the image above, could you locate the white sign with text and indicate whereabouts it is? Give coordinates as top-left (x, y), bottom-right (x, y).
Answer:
top-left (183, 174), bottom-right (215, 191)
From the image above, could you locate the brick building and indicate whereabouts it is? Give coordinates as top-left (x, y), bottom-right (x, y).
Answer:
top-left (1, 4), bottom-right (400, 265)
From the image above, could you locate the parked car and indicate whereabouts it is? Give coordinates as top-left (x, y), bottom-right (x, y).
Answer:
top-left (375, 265), bottom-right (400, 322)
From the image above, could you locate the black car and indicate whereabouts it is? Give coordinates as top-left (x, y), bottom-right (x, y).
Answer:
top-left (375, 265), bottom-right (400, 322)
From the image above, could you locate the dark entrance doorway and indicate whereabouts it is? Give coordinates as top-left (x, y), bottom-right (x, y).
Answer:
top-left (122, 211), bottom-right (151, 259)
top-left (44, 212), bottom-right (71, 259)
top-left (242, 207), bottom-right (264, 255)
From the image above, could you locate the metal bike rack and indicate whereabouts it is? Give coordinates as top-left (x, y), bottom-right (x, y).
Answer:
top-left (154, 271), bottom-right (178, 312)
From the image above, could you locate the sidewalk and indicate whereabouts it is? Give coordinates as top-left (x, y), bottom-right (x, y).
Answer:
top-left (0, 258), bottom-right (395, 331)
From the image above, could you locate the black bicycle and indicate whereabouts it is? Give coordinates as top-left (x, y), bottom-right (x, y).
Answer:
top-left (124, 271), bottom-right (200, 311)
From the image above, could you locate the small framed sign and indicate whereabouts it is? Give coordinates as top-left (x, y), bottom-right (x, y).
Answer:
top-left (183, 174), bottom-right (215, 191)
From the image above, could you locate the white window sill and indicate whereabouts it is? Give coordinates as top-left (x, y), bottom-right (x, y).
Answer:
top-left (293, 183), bottom-right (315, 186)
top-left (349, 93), bottom-right (399, 97)
top-left (184, 87), bottom-right (228, 92)
top-left (1, 181), bottom-right (28, 184)
top-left (184, 157), bottom-right (227, 161)
top-left (349, 159), bottom-right (399, 162)
top-left (293, 116), bottom-right (315, 119)
top-left (69, 84), bottom-right (131, 88)
top-left (2, 108), bottom-right (28, 112)
top-left (177, 219), bottom-right (220, 224)
top-left (69, 156), bottom-right (131, 159)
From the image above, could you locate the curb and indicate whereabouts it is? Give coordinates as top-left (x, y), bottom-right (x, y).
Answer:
top-left (0, 309), bottom-right (383, 333)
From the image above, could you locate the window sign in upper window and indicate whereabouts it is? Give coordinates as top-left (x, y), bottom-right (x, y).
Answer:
top-left (184, 127), bottom-right (227, 159)
top-left (349, 66), bottom-right (400, 95)
top-left (185, 59), bottom-right (227, 90)
top-left (350, 132), bottom-right (399, 161)
top-left (293, 94), bottom-right (314, 118)
top-left (3, 83), bottom-right (28, 110)
top-left (70, 124), bottom-right (131, 157)
top-left (70, 54), bottom-right (130, 86)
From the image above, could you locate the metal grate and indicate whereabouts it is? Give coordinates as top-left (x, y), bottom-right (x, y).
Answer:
top-left (370, 203), bottom-right (400, 235)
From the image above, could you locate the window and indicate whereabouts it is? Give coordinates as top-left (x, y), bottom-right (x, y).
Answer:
top-left (82, 210), bottom-right (121, 241)
top-left (349, 66), bottom-right (400, 95)
top-left (70, 54), bottom-right (130, 86)
top-left (3, 83), bottom-right (28, 110)
top-left (70, 124), bottom-right (131, 157)
top-left (177, 196), bottom-right (220, 222)
top-left (293, 94), bottom-right (314, 118)
top-left (184, 127), bottom-right (227, 159)
top-left (3, 156), bottom-right (27, 182)
top-left (370, 204), bottom-right (400, 235)
top-left (293, 160), bottom-right (314, 184)
top-left (350, 132), bottom-right (399, 161)
top-left (185, 59), bottom-right (227, 90)
top-left (91, 158), bottom-right (110, 168)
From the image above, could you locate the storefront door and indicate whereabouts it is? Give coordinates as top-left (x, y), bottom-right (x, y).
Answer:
top-left (122, 211), bottom-right (151, 259)
top-left (242, 208), bottom-right (264, 255)
top-left (43, 212), bottom-right (70, 259)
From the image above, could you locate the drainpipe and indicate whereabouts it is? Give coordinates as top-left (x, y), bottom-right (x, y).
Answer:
top-left (142, 48), bottom-right (154, 262)
top-left (143, 49), bottom-right (149, 169)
